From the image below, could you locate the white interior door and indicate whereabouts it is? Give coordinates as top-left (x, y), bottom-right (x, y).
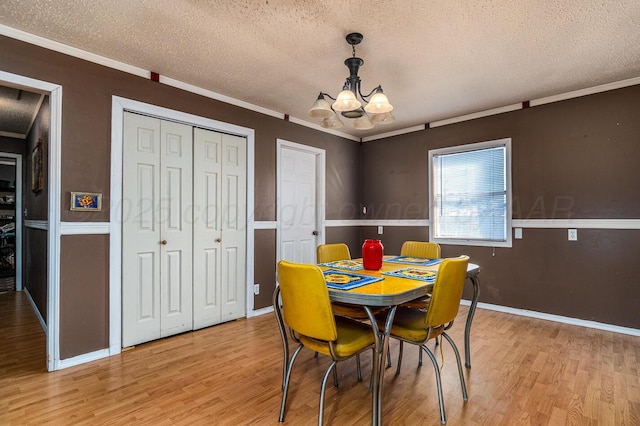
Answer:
top-left (122, 112), bottom-right (193, 346)
top-left (279, 145), bottom-right (319, 263)
top-left (192, 128), bottom-right (247, 329)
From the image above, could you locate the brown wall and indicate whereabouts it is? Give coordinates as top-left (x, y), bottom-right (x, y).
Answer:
top-left (26, 95), bottom-right (49, 220)
top-left (0, 136), bottom-right (26, 156)
top-left (2, 32), bottom-right (638, 361)
top-left (360, 85), bottom-right (640, 328)
top-left (59, 234), bottom-right (110, 359)
top-left (23, 95), bottom-right (50, 320)
top-left (24, 228), bottom-right (47, 317)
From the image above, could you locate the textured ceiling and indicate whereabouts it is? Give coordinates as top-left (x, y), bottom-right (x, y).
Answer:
top-left (0, 0), bottom-right (639, 138)
top-left (0, 86), bottom-right (43, 138)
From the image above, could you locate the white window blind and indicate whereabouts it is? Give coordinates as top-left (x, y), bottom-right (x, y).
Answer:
top-left (430, 138), bottom-right (511, 247)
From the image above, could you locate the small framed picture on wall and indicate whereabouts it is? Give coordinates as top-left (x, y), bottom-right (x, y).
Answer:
top-left (70, 192), bottom-right (102, 211)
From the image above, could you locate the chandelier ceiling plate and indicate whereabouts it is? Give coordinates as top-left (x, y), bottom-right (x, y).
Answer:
top-left (345, 32), bottom-right (363, 46)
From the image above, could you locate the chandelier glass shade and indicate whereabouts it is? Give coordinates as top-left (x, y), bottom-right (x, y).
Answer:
top-left (308, 33), bottom-right (394, 130)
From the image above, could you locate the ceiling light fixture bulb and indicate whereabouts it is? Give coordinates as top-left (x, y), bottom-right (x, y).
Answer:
top-left (307, 94), bottom-right (334, 118)
top-left (332, 89), bottom-right (362, 112)
top-left (353, 114), bottom-right (374, 130)
top-left (321, 112), bottom-right (344, 129)
top-left (364, 88), bottom-right (393, 114)
top-left (371, 111), bottom-right (395, 124)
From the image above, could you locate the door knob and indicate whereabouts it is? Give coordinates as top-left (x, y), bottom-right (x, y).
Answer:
top-left (312, 231), bottom-right (318, 236)
top-left (161, 240), bottom-right (167, 245)
top-left (215, 238), bottom-right (222, 243)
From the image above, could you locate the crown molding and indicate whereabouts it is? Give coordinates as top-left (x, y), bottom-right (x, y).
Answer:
top-left (2, 24), bottom-right (639, 143)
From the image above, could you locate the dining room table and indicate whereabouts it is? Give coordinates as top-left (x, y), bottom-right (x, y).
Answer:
top-left (273, 255), bottom-right (480, 426)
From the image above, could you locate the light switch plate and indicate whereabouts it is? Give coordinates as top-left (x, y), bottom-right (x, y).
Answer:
top-left (377, 226), bottom-right (383, 235)
top-left (568, 229), bottom-right (578, 241)
top-left (514, 228), bottom-right (522, 239)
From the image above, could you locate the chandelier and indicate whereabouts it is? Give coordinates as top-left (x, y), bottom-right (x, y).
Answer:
top-left (308, 32), bottom-right (394, 130)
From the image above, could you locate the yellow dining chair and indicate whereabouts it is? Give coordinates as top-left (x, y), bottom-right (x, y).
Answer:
top-left (397, 241), bottom-right (443, 367)
top-left (277, 260), bottom-right (376, 425)
top-left (401, 240), bottom-right (441, 259)
top-left (316, 242), bottom-right (351, 263)
top-left (376, 255), bottom-right (469, 425)
top-left (399, 241), bottom-right (441, 309)
top-left (316, 243), bottom-right (372, 320)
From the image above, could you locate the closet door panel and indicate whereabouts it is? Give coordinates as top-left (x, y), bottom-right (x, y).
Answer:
top-left (159, 120), bottom-right (193, 337)
top-left (122, 112), bottom-right (162, 347)
top-left (220, 134), bottom-right (247, 321)
top-left (192, 128), bottom-right (223, 329)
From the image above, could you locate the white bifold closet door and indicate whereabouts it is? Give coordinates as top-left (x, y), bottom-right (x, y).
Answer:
top-left (122, 113), bottom-right (246, 348)
top-left (192, 127), bottom-right (246, 329)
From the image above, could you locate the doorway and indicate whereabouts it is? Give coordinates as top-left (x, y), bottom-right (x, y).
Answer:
top-left (0, 70), bottom-right (62, 372)
top-left (0, 156), bottom-right (22, 293)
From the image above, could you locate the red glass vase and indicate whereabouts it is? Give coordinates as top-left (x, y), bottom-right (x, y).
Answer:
top-left (362, 239), bottom-right (384, 270)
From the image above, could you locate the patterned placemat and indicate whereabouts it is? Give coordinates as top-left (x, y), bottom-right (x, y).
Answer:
top-left (384, 256), bottom-right (442, 267)
top-left (319, 259), bottom-right (363, 270)
top-left (323, 269), bottom-right (383, 290)
top-left (382, 268), bottom-right (437, 282)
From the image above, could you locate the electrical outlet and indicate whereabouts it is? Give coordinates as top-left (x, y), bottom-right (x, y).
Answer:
top-left (253, 284), bottom-right (260, 295)
top-left (568, 229), bottom-right (578, 241)
top-left (377, 226), bottom-right (383, 235)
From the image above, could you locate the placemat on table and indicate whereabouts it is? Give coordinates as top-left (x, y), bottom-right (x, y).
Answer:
top-left (323, 269), bottom-right (383, 290)
top-left (319, 259), bottom-right (363, 270)
top-left (382, 267), bottom-right (437, 282)
top-left (384, 256), bottom-right (442, 267)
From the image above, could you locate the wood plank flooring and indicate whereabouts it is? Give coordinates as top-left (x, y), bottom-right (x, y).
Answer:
top-left (1, 290), bottom-right (639, 425)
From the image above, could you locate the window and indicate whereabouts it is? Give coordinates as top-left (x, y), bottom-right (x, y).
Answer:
top-left (429, 138), bottom-right (512, 247)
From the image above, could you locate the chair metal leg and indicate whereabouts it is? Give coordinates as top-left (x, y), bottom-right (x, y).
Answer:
top-left (279, 344), bottom-right (304, 422)
top-left (421, 345), bottom-right (447, 425)
top-left (319, 361), bottom-right (338, 426)
top-left (421, 336), bottom-right (438, 366)
top-left (442, 332), bottom-right (468, 401)
top-left (369, 347), bottom-right (375, 392)
top-left (465, 275), bottom-right (480, 369)
top-left (356, 354), bottom-right (363, 382)
top-left (395, 340), bottom-right (404, 375)
top-left (273, 286), bottom-right (289, 391)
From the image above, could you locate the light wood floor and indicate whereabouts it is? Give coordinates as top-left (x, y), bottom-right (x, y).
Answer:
top-left (1, 290), bottom-right (639, 425)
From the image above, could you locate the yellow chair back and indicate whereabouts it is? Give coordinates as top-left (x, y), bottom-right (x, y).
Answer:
top-left (400, 241), bottom-right (441, 258)
top-left (425, 255), bottom-right (469, 328)
top-left (277, 260), bottom-right (338, 342)
top-left (316, 243), bottom-right (351, 263)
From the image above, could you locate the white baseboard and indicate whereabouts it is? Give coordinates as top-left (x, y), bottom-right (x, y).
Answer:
top-left (250, 305), bottom-right (274, 317)
top-left (57, 348), bottom-right (112, 370)
top-left (23, 287), bottom-right (47, 334)
top-left (461, 299), bottom-right (640, 337)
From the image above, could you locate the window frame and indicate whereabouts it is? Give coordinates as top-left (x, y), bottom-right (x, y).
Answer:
top-left (428, 138), bottom-right (512, 248)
